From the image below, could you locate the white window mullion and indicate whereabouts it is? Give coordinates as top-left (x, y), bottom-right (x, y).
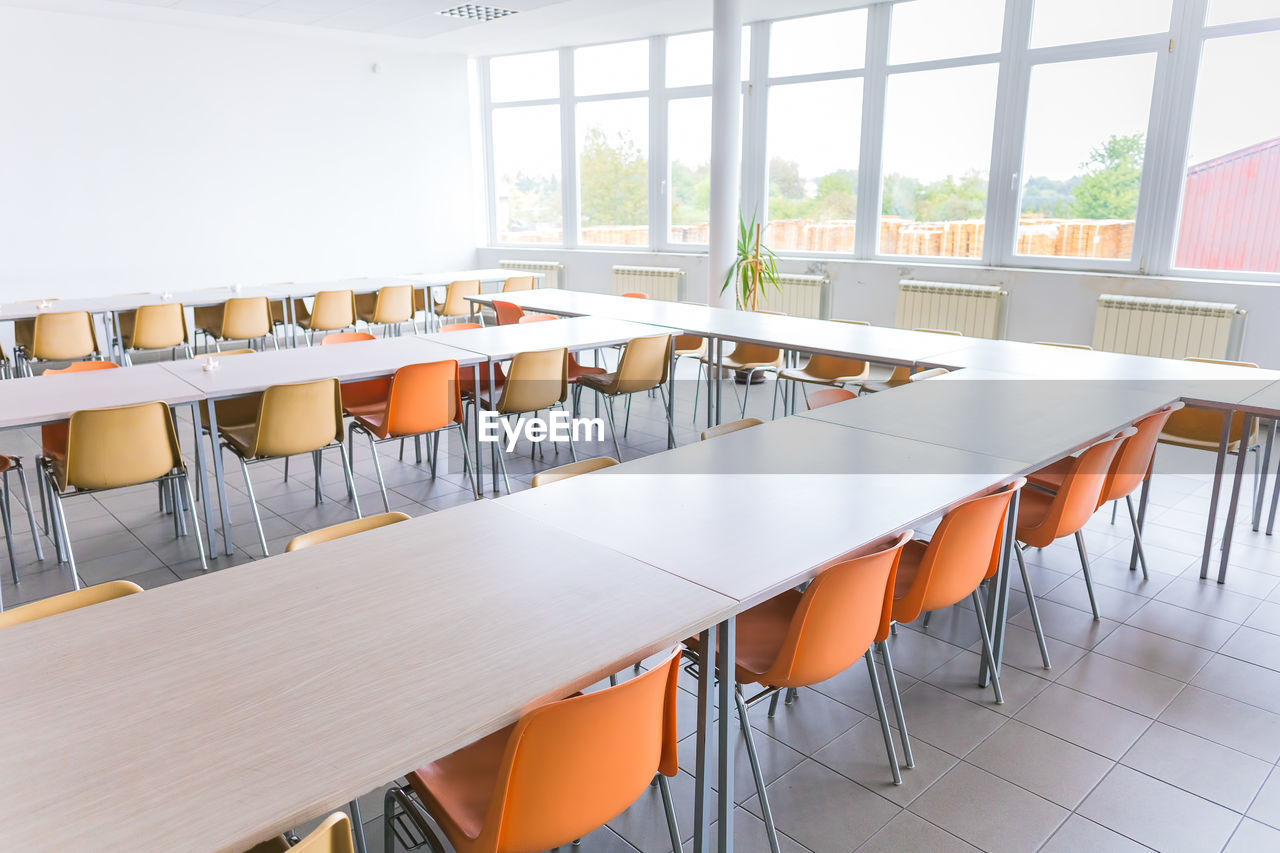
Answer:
top-left (984, 0), bottom-right (1034, 268)
top-left (650, 37), bottom-right (667, 252)
top-left (479, 58), bottom-right (499, 247)
top-left (855, 3), bottom-right (890, 260)
top-left (740, 21), bottom-right (770, 227)
top-left (559, 48), bottom-right (579, 250)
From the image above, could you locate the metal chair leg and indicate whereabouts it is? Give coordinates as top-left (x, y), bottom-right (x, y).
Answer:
top-left (338, 444), bottom-right (363, 518)
top-left (878, 640), bottom-right (915, 766)
top-left (736, 688), bottom-right (781, 853)
top-left (349, 798), bottom-right (367, 853)
top-left (365, 430), bottom-right (391, 513)
top-left (603, 395), bottom-right (623, 462)
top-left (239, 458), bottom-right (270, 557)
top-left (14, 462), bottom-right (43, 561)
top-left (1125, 495), bottom-right (1149, 580)
top-left (494, 429), bottom-right (513, 495)
top-left (656, 774), bottom-right (684, 853)
top-left (47, 481), bottom-right (79, 590)
top-left (864, 649), bottom-right (902, 785)
top-left (182, 473), bottom-right (209, 572)
top-left (970, 590), bottom-right (1004, 705)
top-left (312, 450), bottom-right (325, 505)
top-left (1015, 544), bottom-right (1052, 669)
top-left (0, 485), bottom-right (18, 584)
top-left (1268, 449), bottom-right (1280, 535)
top-left (1074, 531), bottom-right (1100, 620)
top-left (454, 424), bottom-right (479, 498)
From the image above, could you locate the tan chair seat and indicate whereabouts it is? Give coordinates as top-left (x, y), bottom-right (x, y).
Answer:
top-left (779, 366), bottom-right (864, 386)
top-left (702, 354), bottom-right (780, 371)
top-left (1159, 431), bottom-right (1253, 453)
top-left (576, 371), bottom-right (617, 393)
top-left (1026, 456), bottom-right (1073, 493)
top-left (217, 423), bottom-right (260, 458)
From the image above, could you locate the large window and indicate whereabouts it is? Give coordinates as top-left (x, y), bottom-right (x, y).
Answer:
top-left (482, 2), bottom-right (1280, 281)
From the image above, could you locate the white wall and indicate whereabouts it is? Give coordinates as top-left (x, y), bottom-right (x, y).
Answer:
top-left (477, 246), bottom-right (1280, 367)
top-left (0, 5), bottom-right (477, 300)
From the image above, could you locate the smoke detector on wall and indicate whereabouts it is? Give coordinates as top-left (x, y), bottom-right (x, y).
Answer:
top-left (437, 4), bottom-right (518, 21)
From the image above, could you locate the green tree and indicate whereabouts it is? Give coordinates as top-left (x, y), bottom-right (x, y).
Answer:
top-left (1070, 133), bottom-right (1144, 220)
top-left (671, 160), bottom-right (711, 225)
top-left (916, 172), bottom-right (988, 221)
top-left (1021, 175), bottom-right (1079, 218)
top-left (815, 169), bottom-right (858, 219)
top-left (578, 126), bottom-right (648, 227)
top-left (768, 157), bottom-right (805, 200)
top-left (881, 173), bottom-right (921, 218)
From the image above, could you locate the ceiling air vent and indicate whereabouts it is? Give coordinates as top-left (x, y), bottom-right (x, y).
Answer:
top-left (437, 4), bottom-right (518, 21)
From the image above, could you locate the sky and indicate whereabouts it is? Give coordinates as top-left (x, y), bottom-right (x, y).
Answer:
top-left (490, 1), bottom-right (1279, 195)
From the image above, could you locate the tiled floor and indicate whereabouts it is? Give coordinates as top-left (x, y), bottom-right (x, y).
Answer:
top-left (3, 356), bottom-right (1279, 852)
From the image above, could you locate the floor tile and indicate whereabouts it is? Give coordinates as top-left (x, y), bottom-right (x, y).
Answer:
top-left (1226, 819), bottom-right (1280, 853)
top-left (966, 719), bottom-right (1113, 809)
top-left (746, 687), bottom-right (863, 756)
top-left (854, 811), bottom-right (976, 853)
top-left (1243, 600), bottom-right (1280, 636)
top-left (891, 683), bottom-right (1005, 758)
top-left (1191, 654), bottom-right (1280, 712)
top-left (1094, 623), bottom-right (1215, 681)
top-left (1121, 722), bottom-right (1271, 812)
top-left (810, 656), bottom-right (919, 718)
top-left (1156, 577), bottom-right (1264, 623)
top-left (983, 622), bottom-right (1085, 680)
top-left (1014, 684), bottom-right (1151, 760)
top-left (877, 628), bottom-right (964, 679)
top-left (1040, 814), bottom-right (1150, 853)
top-left (813, 716), bottom-right (958, 807)
top-left (922, 648), bottom-right (1050, 716)
top-left (1044, 572), bottom-right (1149, 622)
top-left (1125, 599), bottom-right (1240, 651)
top-left (909, 762), bottom-right (1066, 853)
top-left (1009, 598), bottom-right (1119, 650)
top-left (1247, 769), bottom-right (1280, 831)
top-left (1158, 685), bottom-right (1280, 763)
top-left (1078, 765), bottom-right (1240, 853)
top-left (1219, 626), bottom-right (1280, 672)
top-left (706, 807), bottom-right (809, 853)
top-left (1058, 651), bottom-right (1184, 718)
top-left (674, 719), bottom-right (806, 805)
top-left (743, 759), bottom-right (900, 853)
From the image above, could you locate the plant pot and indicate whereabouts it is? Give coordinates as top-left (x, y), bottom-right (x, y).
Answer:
top-left (734, 369), bottom-right (766, 385)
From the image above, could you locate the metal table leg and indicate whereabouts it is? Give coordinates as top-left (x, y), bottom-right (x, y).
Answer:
top-left (666, 338), bottom-right (677, 449)
top-left (706, 337), bottom-right (717, 430)
top-left (717, 617), bottom-right (735, 853)
top-left (205, 398), bottom-right (235, 555)
top-left (981, 487), bottom-right (1018, 685)
top-left (1129, 466), bottom-right (1153, 571)
top-left (715, 339), bottom-right (724, 427)
top-left (1200, 414), bottom-right (1233, 579)
top-left (1253, 420), bottom-right (1275, 531)
top-left (472, 364), bottom-right (483, 495)
top-left (488, 359), bottom-right (499, 493)
top-left (1218, 413), bottom-right (1255, 584)
top-left (693, 627), bottom-right (714, 853)
top-left (189, 402), bottom-right (218, 559)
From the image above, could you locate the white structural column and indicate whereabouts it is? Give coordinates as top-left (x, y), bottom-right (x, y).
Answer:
top-left (707, 0), bottom-right (743, 308)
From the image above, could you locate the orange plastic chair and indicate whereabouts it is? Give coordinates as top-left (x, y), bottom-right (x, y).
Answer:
top-left (517, 315), bottom-right (554, 324)
top-left (805, 388), bottom-right (857, 410)
top-left (39, 361), bottom-right (122, 467)
top-left (1016, 429), bottom-right (1136, 654)
top-left (885, 481), bottom-right (1025, 766)
top-left (1029, 404), bottom-right (1183, 579)
top-left (384, 646), bottom-right (684, 853)
top-left (692, 533), bottom-right (911, 848)
top-left (438, 322), bottom-right (483, 333)
top-left (320, 331), bottom-right (389, 427)
top-left (322, 332), bottom-right (376, 346)
top-left (621, 292), bottom-right (649, 299)
top-left (492, 301), bottom-right (524, 327)
top-left (346, 360), bottom-right (476, 507)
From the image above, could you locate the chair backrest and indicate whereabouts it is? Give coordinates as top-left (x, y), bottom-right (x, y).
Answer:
top-left (804, 353), bottom-right (868, 381)
top-left (532, 456), bottom-right (618, 487)
top-left (806, 388), bottom-right (857, 410)
top-left (285, 512), bottom-right (411, 552)
top-left (131, 303), bottom-right (188, 350)
top-left (372, 284), bottom-right (413, 323)
top-left (700, 418), bottom-right (763, 441)
top-left (498, 348), bottom-right (568, 414)
top-left (727, 342), bottom-right (781, 364)
top-left (758, 533), bottom-right (912, 688)
top-left (481, 647), bottom-right (682, 852)
top-left (252, 379), bottom-right (344, 458)
top-left (0, 580), bottom-right (142, 630)
top-left (914, 327), bottom-right (961, 336)
top-left (442, 280), bottom-right (481, 315)
top-left (613, 334), bottom-right (671, 393)
top-left (32, 311), bottom-right (99, 361)
top-left (63, 402), bottom-right (182, 491)
top-left (1020, 429), bottom-right (1135, 546)
top-left (438, 322), bottom-right (483, 332)
top-left (894, 481), bottom-right (1024, 623)
top-left (909, 367), bottom-right (950, 381)
top-left (518, 315), bottom-right (555, 324)
top-left (310, 290), bottom-right (356, 331)
top-left (386, 360), bottom-right (463, 435)
top-left (221, 297), bottom-right (272, 340)
top-left (502, 275), bottom-right (536, 293)
top-left (193, 350), bottom-right (260, 430)
top-left (1103, 403), bottom-right (1183, 504)
top-left (834, 319), bottom-right (870, 325)
top-left (39, 361), bottom-right (122, 452)
top-left (1035, 341), bottom-right (1093, 350)
top-left (41, 360), bottom-right (120, 375)
top-left (493, 301), bottom-right (525, 326)
top-left (621, 292), bottom-right (648, 299)
top-left (291, 812), bottom-right (356, 853)
top-left (322, 332), bottom-right (376, 345)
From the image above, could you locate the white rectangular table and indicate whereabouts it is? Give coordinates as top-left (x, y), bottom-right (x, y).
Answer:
top-left (159, 337), bottom-right (486, 555)
top-left (0, 500), bottom-right (735, 852)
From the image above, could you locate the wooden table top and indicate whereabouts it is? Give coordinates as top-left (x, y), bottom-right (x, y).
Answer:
top-left (0, 500), bottom-right (735, 852)
top-left (429, 315), bottom-right (673, 361)
top-left (158, 336), bottom-right (484, 399)
top-left (0, 363), bottom-right (205, 429)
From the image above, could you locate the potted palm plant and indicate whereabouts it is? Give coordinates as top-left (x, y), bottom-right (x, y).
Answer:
top-left (721, 212), bottom-right (782, 382)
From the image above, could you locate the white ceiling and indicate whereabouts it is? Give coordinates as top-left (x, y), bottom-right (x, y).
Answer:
top-left (5, 0), bottom-right (877, 51)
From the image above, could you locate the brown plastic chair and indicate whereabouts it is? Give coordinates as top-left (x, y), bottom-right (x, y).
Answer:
top-left (577, 335), bottom-right (673, 460)
top-left (295, 290), bottom-right (357, 345)
top-left (0, 580), bottom-right (141, 631)
top-left (1016, 429), bottom-right (1136, 658)
top-left (219, 379), bottom-right (360, 556)
top-left (690, 533), bottom-right (911, 848)
top-left (531, 456), bottom-right (618, 488)
top-left (1029, 404), bottom-right (1183, 579)
top-left (0, 455), bottom-right (45, 585)
top-left (355, 284), bottom-right (415, 335)
top-left (698, 342), bottom-right (783, 418)
top-left (42, 402), bottom-right (207, 583)
top-left (774, 351), bottom-right (869, 417)
top-left (384, 646), bottom-right (684, 853)
top-left (285, 511), bottom-right (411, 552)
top-left (885, 481), bottom-right (1025, 766)
top-left (502, 275), bottom-right (536, 292)
top-left (700, 417), bottom-right (763, 441)
top-left (433, 280), bottom-right (482, 329)
top-left (117, 302), bottom-right (192, 364)
top-left (200, 297), bottom-right (277, 352)
top-left (805, 388), bottom-right (857, 410)
top-left (347, 360), bottom-right (477, 508)
top-left (25, 311), bottom-right (101, 374)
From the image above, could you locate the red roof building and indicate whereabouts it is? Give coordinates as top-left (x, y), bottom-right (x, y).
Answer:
top-left (1176, 137), bottom-right (1280, 274)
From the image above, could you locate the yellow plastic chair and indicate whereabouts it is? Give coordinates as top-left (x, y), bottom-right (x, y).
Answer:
top-left (25, 311), bottom-right (101, 375)
top-left (501, 275), bottom-right (536, 292)
top-left (118, 303), bottom-right (193, 364)
top-left (219, 378), bottom-right (361, 556)
top-left (577, 335), bottom-right (673, 460)
top-left (774, 352), bottom-right (870, 417)
top-left (700, 417), bottom-right (763, 441)
top-left (355, 285), bottom-right (415, 335)
top-left (908, 367), bottom-right (950, 381)
top-left (285, 512), bottom-right (410, 552)
top-left (41, 402), bottom-right (207, 584)
top-left (861, 329), bottom-right (960, 394)
top-left (199, 297), bottom-right (277, 352)
top-left (295, 290), bottom-right (357, 345)
top-left (0, 579), bottom-right (141, 629)
top-left (432, 280), bottom-right (482, 330)
top-left (697, 341), bottom-right (783, 419)
top-left (1035, 341), bottom-right (1093, 350)
top-left (245, 811), bottom-right (357, 853)
top-left (531, 456), bottom-right (619, 488)
top-left (476, 347), bottom-right (572, 494)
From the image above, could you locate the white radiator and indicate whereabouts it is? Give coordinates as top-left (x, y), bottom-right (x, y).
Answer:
top-left (499, 259), bottom-right (563, 289)
top-left (612, 265), bottom-right (685, 301)
top-left (1092, 295), bottom-right (1245, 360)
top-left (754, 274), bottom-right (830, 319)
top-left (895, 280), bottom-right (1005, 339)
